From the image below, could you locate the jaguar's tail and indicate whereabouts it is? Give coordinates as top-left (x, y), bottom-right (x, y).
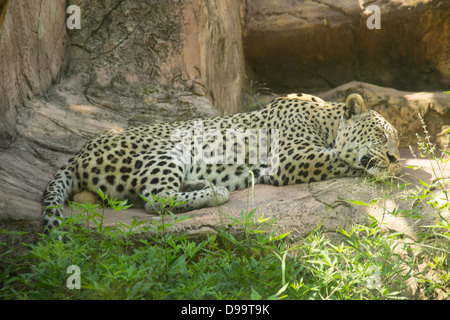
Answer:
top-left (42, 163), bottom-right (77, 234)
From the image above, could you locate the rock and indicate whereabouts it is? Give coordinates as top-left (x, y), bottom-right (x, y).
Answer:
top-left (317, 81), bottom-right (450, 149)
top-left (67, 0), bottom-right (246, 115)
top-left (186, 0), bottom-right (246, 115)
top-left (244, 0), bottom-right (450, 92)
top-left (0, 0), bottom-right (244, 239)
top-left (0, 0), bottom-right (67, 147)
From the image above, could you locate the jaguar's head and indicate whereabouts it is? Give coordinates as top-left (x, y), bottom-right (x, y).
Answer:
top-left (335, 94), bottom-right (400, 178)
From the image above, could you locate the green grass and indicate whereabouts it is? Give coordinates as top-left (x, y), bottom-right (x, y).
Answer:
top-left (0, 120), bottom-right (449, 300)
top-left (1, 196), bottom-right (448, 299)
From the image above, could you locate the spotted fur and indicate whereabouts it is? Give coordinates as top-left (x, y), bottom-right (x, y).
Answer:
top-left (42, 93), bottom-right (400, 232)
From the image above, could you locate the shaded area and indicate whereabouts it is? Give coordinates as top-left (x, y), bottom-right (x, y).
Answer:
top-left (244, 0), bottom-right (450, 92)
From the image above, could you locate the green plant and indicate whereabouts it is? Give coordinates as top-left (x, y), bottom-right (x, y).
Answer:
top-left (408, 114), bottom-right (449, 206)
top-left (243, 78), bottom-right (274, 111)
top-left (406, 116), bottom-right (449, 298)
top-left (347, 114), bottom-right (450, 299)
top-left (1, 201), bottom-right (448, 300)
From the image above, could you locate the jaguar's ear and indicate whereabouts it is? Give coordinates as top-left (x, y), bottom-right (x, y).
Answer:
top-left (344, 94), bottom-right (369, 119)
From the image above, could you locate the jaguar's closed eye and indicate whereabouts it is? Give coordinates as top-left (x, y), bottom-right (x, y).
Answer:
top-left (377, 128), bottom-right (388, 143)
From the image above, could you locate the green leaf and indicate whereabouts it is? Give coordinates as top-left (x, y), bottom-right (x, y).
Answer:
top-left (347, 200), bottom-right (370, 206)
top-left (404, 165), bottom-right (422, 170)
top-left (173, 214), bottom-right (191, 223)
top-left (97, 188), bottom-right (106, 201)
top-left (339, 228), bottom-right (351, 237)
top-left (170, 255), bottom-right (186, 270)
top-left (257, 213), bottom-right (270, 223)
top-left (267, 283), bottom-right (289, 300)
top-left (270, 232), bottom-right (291, 242)
top-left (250, 287), bottom-right (262, 300)
top-left (240, 210), bottom-right (246, 222)
top-left (419, 179), bottom-right (429, 187)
